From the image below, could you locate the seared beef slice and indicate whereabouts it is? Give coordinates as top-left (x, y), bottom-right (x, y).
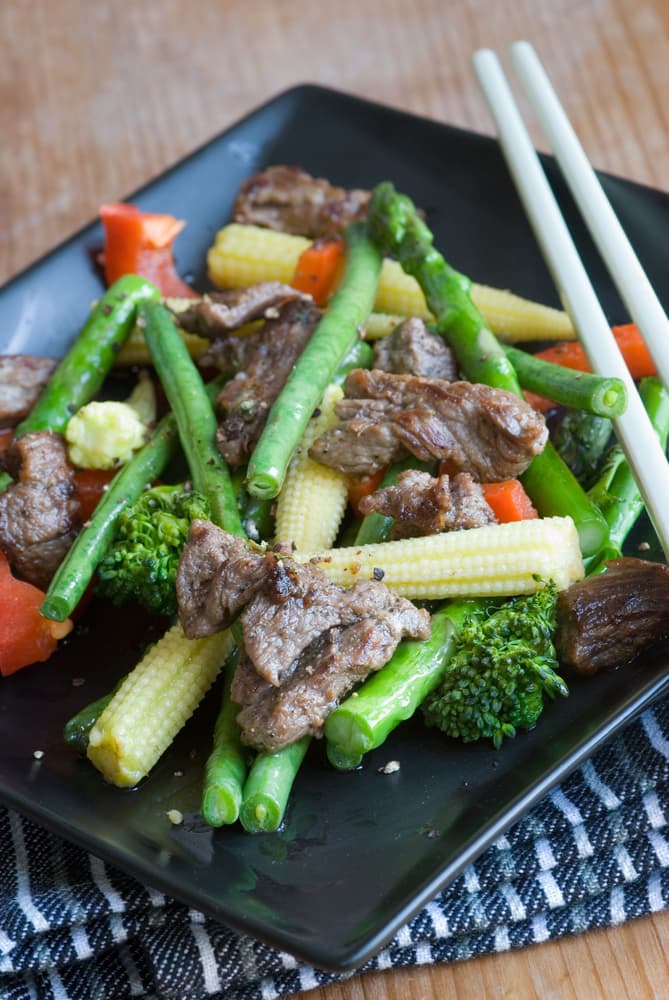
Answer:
top-left (0, 431), bottom-right (81, 588)
top-left (0, 355), bottom-right (56, 428)
top-left (177, 521), bottom-right (430, 750)
top-left (309, 369), bottom-right (548, 481)
top-left (232, 164), bottom-right (370, 238)
top-left (372, 318), bottom-right (458, 381)
top-left (215, 298), bottom-right (320, 466)
top-left (556, 558), bottom-right (669, 674)
top-left (358, 469), bottom-right (496, 539)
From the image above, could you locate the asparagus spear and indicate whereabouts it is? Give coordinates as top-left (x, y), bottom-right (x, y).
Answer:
top-left (367, 182), bottom-right (609, 558)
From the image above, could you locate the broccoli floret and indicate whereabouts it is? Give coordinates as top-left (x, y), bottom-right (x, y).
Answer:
top-left (422, 583), bottom-right (568, 748)
top-left (96, 484), bottom-right (209, 616)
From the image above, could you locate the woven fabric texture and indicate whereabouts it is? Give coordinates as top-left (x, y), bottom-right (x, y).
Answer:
top-left (1, 694), bottom-right (669, 1000)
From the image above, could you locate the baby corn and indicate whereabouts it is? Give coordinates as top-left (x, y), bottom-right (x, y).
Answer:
top-left (87, 622), bottom-right (233, 788)
top-left (295, 516), bottom-right (584, 599)
top-left (274, 384), bottom-right (348, 551)
top-left (207, 223), bottom-right (575, 342)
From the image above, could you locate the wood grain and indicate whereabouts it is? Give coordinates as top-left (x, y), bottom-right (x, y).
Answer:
top-left (2, 1), bottom-right (669, 997)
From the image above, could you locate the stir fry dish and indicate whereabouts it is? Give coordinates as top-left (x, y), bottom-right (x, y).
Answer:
top-left (2, 164), bottom-right (669, 835)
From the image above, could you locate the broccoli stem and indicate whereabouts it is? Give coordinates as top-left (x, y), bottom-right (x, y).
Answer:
top-left (366, 182), bottom-right (609, 558)
top-left (503, 345), bottom-right (627, 418)
top-left (201, 653), bottom-right (248, 827)
top-left (324, 600), bottom-right (477, 769)
top-left (0, 275), bottom-right (160, 495)
top-left (239, 736), bottom-right (311, 833)
top-left (140, 302), bottom-right (244, 537)
top-left (354, 457), bottom-right (434, 545)
top-left (41, 412), bottom-right (180, 621)
top-left (588, 377), bottom-right (669, 564)
top-left (246, 222), bottom-right (382, 499)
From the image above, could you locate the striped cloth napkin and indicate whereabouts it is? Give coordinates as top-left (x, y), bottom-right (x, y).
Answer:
top-left (2, 694), bottom-right (669, 1000)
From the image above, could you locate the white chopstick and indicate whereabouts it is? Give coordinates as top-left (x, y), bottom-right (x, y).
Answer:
top-left (472, 47), bottom-right (669, 561)
top-left (511, 40), bottom-right (669, 395)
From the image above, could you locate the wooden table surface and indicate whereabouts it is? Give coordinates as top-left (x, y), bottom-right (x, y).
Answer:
top-left (2, 1), bottom-right (669, 997)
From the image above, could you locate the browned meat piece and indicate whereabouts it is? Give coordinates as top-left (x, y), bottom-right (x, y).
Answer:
top-left (236, 618), bottom-right (409, 753)
top-left (215, 298), bottom-right (320, 466)
top-left (373, 318), bottom-right (458, 381)
top-left (0, 431), bottom-right (81, 588)
top-left (0, 355), bottom-right (57, 428)
top-left (177, 520), bottom-right (430, 750)
top-left (175, 283), bottom-right (306, 340)
top-left (309, 369), bottom-right (548, 481)
top-left (358, 469), bottom-right (496, 539)
top-left (176, 519), bottom-right (271, 637)
top-left (556, 558), bottom-right (669, 674)
top-left (232, 165), bottom-right (370, 238)
top-left (242, 566), bottom-right (428, 687)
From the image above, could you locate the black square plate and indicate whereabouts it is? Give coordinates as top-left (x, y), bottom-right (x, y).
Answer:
top-left (2, 84), bottom-right (669, 972)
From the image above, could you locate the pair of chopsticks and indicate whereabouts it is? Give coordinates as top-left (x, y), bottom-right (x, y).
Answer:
top-left (472, 42), bottom-right (669, 561)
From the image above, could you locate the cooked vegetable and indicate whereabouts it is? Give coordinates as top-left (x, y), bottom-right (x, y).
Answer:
top-left (247, 222), bottom-right (382, 499)
top-left (0, 552), bottom-right (72, 676)
top-left (552, 410), bottom-right (613, 489)
top-left (202, 653), bottom-right (248, 827)
top-left (100, 203), bottom-right (196, 298)
top-left (331, 338), bottom-right (374, 386)
top-left (96, 484), bottom-right (209, 616)
top-left (504, 344), bottom-right (627, 418)
top-left (239, 735), bottom-right (311, 834)
top-left (534, 323), bottom-right (656, 381)
top-left (291, 237), bottom-right (344, 305)
top-left (73, 469), bottom-right (118, 520)
top-left (20, 276), bottom-right (159, 438)
top-left (481, 479), bottom-right (538, 523)
top-left (63, 690), bottom-right (117, 756)
top-left (422, 583), bottom-right (566, 746)
top-left (366, 180), bottom-right (608, 557)
top-left (40, 412), bottom-right (180, 622)
top-left (0, 275), bottom-right (159, 495)
top-left (297, 515), bottom-right (584, 598)
top-left (325, 600), bottom-right (474, 769)
top-left (588, 377), bottom-right (669, 564)
top-left (274, 384), bottom-right (348, 551)
top-left (139, 301), bottom-right (244, 536)
top-left (87, 622), bottom-right (234, 787)
top-left (207, 223), bottom-right (575, 341)
top-left (66, 401), bottom-right (147, 469)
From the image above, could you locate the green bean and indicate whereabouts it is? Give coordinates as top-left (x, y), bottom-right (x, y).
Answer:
top-left (18, 276), bottom-right (160, 437)
top-left (239, 736), bottom-right (311, 833)
top-left (589, 377), bottom-right (669, 564)
top-left (40, 413), bottom-right (179, 620)
top-left (246, 222), bottom-right (381, 499)
top-left (0, 276), bottom-right (160, 496)
top-left (504, 344), bottom-right (627, 418)
top-left (367, 181), bottom-right (609, 557)
top-left (324, 601), bottom-right (474, 768)
top-left (139, 302), bottom-right (244, 536)
top-left (201, 654), bottom-right (248, 827)
top-left (331, 338), bottom-right (374, 386)
top-left (63, 690), bottom-right (117, 756)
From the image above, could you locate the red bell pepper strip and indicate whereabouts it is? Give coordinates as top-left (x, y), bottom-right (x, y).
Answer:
top-left (482, 479), bottom-right (538, 523)
top-left (291, 238), bottom-right (345, 306)
top-left (534, 324), bottom-right (656, 381)
top-left (99, 203), bottom-right (197, 298)
top-left (0, 552), bottom-right (73, 676)
top-left (73, 469), bottom-right (118, 522)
